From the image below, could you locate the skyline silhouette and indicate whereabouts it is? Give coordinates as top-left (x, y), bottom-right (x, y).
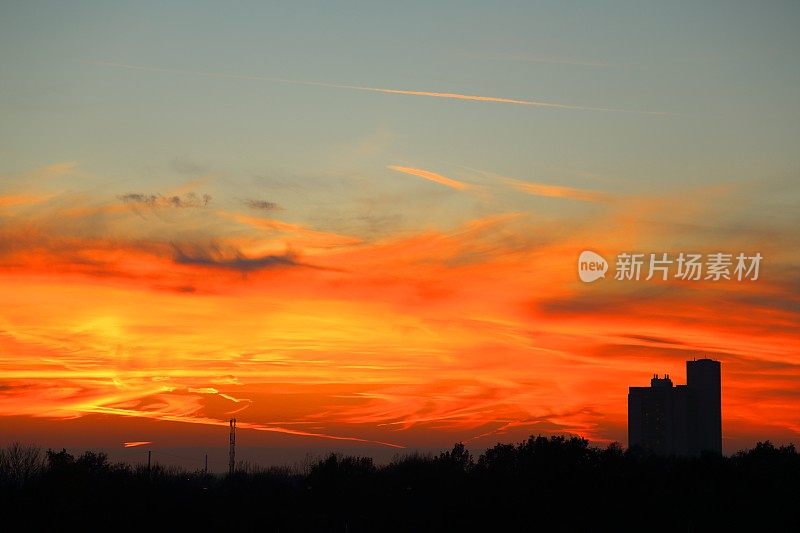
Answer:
top-left (2, 435), bottom-right (798, 531)
top-left (629, 358), bottom-right (722, 456)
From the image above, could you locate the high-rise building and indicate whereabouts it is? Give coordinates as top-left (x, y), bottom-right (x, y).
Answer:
top-left (628, 359), bottom-right (721, 455)
top-left (686, 358), bottom-right (722, 454)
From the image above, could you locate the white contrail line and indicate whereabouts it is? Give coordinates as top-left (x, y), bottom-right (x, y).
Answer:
top-left (83, 60), bottom-right (667, 115)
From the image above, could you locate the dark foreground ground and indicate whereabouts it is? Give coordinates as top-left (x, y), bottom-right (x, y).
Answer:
top-left (1, 436), bottom-right (798, 532)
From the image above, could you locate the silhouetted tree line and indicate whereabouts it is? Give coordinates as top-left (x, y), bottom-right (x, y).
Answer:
top-left (1, 436), bottom-right (798, 531)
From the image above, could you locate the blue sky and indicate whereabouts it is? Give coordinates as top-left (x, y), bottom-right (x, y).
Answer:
top-left (3, 1), bottom-right (798, 192)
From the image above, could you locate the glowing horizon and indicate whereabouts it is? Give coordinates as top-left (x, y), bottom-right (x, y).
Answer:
top-left (1, 164), bottom-right (797, 453)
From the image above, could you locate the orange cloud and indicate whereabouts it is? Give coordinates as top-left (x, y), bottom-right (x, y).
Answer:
top-left (123, 441), bottom-right (152, 448)
top-left (219, 211), bottom-right (363, 253)
top-left (505, 177), bottom-right (610, 202)
top-left (388, 165), bottom-right (471, 190)
top-left (0, 193), bottom-right (55, 208)
top-left (0, 169), bottom-right (797, 453)
top-left (42, 161), bottom-right (77, 176)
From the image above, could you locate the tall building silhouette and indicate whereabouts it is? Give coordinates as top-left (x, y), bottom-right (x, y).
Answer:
top-left (628, 358), bottom-right (721, 455)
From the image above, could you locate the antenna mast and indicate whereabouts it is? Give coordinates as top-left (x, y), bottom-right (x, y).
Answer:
top-left (228, 418), bottom-right (236, 475)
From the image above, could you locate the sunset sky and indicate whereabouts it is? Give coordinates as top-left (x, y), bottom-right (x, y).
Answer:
top-left (1, 1), bottom-right (799, 462)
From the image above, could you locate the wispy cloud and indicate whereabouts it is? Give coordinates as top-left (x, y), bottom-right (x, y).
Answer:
top-left (118, 192), bottom-right (212, 209)
top-left (244, 199), bottom-right (281, 211)
top-left (123, 441), bottom-right (152, 448)
top-left (85, 61), bottom-right (667, 115)
top-left (387, 165), bottom-right (608, 201)
top-left (388, 165), bottom-right (471, 190)
top-left (503, 176), bottom-right (610, 202)
top-left (172, 244), bottom-right (298, 272)
top-left (0, 193), bottom-right (55, 208)
top-left (221, 212), bottom-right (363, 251)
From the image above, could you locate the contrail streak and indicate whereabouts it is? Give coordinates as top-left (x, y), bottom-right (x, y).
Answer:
top-left (84, 61), bottom-right (667, 115)
top-left (85, 405), bottom-right (405, 448)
